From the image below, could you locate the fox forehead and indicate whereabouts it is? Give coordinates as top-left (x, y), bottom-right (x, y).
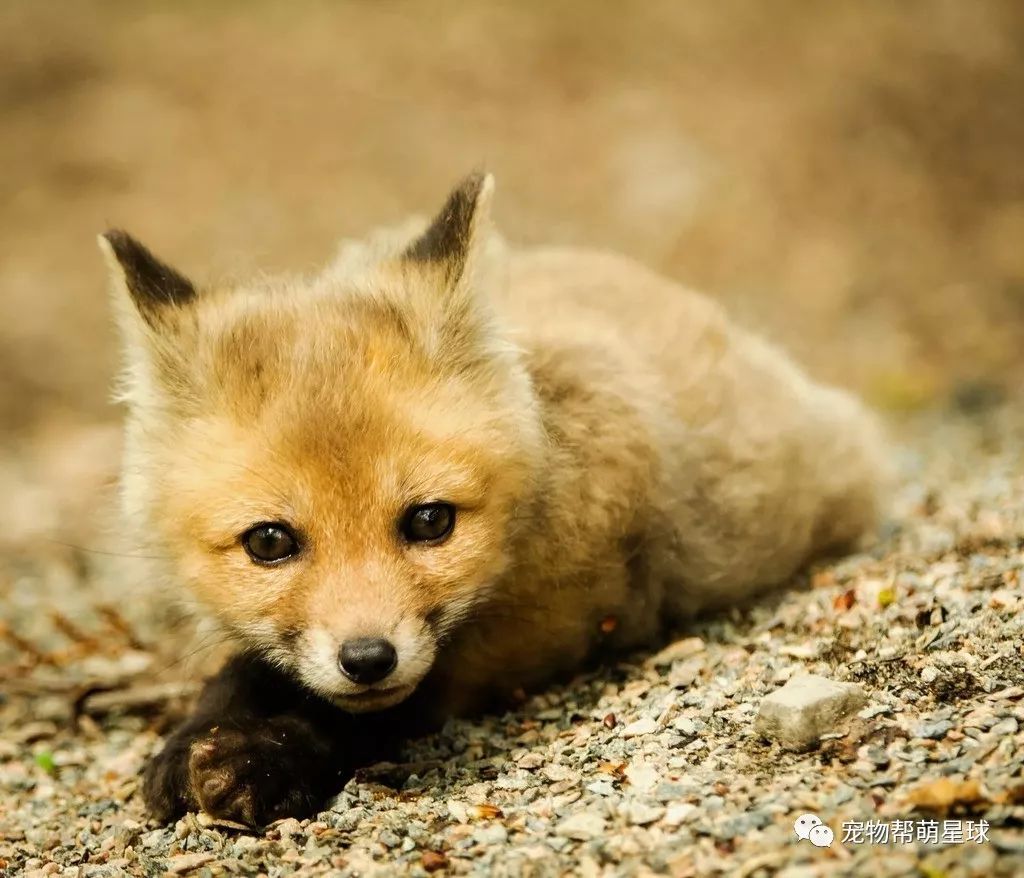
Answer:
top-left (129, 263), bottom-right (541, 545)
top-left (158, 382), bottom-right (502, 538)
top-left (181, 280), bottom-right (438, 406)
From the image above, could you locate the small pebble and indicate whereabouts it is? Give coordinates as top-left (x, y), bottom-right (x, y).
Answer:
top-left (755, 674), bottom-right (869, 751)
top-left (627, 802), bottom-right (665, 826)
top-left (554, 813), bottom-right (607, 841)
top-left (620, 717), bottom-right (659, 738)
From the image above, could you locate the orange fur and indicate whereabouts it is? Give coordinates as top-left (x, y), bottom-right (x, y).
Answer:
top-left (101, 173), bottom-right (889, 716)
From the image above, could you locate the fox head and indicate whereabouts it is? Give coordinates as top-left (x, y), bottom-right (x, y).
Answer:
top-left (101, 173), bottom-right (545, 712)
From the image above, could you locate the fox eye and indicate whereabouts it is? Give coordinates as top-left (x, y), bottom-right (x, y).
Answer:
top-left (400, 503), bottom-right (455, 544)
top-left (242, 523), bottom-right (299, 564)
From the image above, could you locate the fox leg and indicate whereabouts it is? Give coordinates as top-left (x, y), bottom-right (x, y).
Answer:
top-left (142, 653), bottom-right (412, 825)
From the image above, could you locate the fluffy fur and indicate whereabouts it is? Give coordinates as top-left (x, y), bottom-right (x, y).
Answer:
top-left (101, 172), bottom-right (888, 823)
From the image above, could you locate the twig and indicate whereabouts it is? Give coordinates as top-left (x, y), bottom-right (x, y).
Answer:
top-left (75, 681), bottom-right (200, 719)
top-left (97, 604), bottom-right (148, 651)
top-left (0, 622), bottom-right (48, 664)
top-left (50, 611), bottom-right (102, 652)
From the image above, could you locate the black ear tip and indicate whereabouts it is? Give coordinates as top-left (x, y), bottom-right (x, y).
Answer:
top-left (101, 229), bottom-right (196, 314)
top-left (456, 170), bottom-right (493, 203)
top-left (102, 228), bottom-right (131, 245)
top-left (102, 228), bottom-right (149, 262)
top-left (403, 170), bottom-right (494, 271)
top-left (461, 169), bottom-right (486, 191)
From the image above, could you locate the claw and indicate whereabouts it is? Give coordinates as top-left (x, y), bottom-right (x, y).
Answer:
top-left (189, 739), bottom-right (219, 765)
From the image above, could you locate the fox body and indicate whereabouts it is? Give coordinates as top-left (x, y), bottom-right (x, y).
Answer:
top-left (102, 173), bottom-right (887, 824)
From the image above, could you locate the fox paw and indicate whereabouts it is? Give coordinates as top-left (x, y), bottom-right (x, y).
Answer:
top-left (143, 718), bottom-right (337, 825)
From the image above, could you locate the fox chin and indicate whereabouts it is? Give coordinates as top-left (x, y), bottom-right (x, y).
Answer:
top-left (101, 170), bottom-right (889, 826)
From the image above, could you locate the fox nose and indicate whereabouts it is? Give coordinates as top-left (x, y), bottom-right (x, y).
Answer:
top-left (338, 637), bottom-right (398, 685)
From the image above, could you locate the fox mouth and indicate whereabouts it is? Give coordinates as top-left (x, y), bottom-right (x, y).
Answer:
top-left (347, 685), bottom-right (403, 700)
top-left (332, 683), bottom-right (415, 712)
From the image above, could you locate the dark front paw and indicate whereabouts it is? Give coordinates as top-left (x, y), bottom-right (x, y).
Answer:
top-left (143, 716), bottom-right (340, 826)
top-left (187, 720), bottom-right (337, 825)
top-left (143, 730), bottom-right (196, 823)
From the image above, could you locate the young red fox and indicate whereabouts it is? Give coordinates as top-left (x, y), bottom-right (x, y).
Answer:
top-left (100, 173), bottom-right (887, 825)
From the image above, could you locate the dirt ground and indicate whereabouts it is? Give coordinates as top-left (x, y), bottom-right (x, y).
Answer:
top-left (1, 2), bottom-right (1022, 876)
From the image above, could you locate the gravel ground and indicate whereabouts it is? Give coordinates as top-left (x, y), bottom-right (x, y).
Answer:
top-left (1, 400), bottom-right (1023, 877)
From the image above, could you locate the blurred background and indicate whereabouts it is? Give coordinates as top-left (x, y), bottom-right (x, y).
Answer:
top-left (0, 0), bottom-right (1022, 556)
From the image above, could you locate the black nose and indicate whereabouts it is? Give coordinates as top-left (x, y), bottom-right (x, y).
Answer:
top-left (338, 637), bottom-right (398, 684)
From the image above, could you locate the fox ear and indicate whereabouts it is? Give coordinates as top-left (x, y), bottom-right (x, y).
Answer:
top-left (98, 230), bottom-right (196, 327)
top-left (404, 171), bottom-right (494, 288)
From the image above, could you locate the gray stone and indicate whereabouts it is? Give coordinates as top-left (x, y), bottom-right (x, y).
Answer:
top-left (627, 802), bottom-right (665, 825)
top-left (620, 717), bottom-right (659, 738)
top-left (672, 717), bottom-right (701, 737)
top-left (653, 781), bottom-right (690, 803)
top-left (914, 719), bottom-right (953, 739)
top-left (378, 829), bottom-right (401, 848)
top-left (473, 824), bottom-right (509, 845)
top-left (662, 802), bottom-right (698, 826)
top-left (990, 717), bottom-right (1019, 736)
top-left (554, 812), bottom-right (607, 840)
top-left (755, 674), bottom-right (868, 751)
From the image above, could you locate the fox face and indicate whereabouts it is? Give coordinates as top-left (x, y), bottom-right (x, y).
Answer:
top-left (103, 174), bottom-right (544, 712)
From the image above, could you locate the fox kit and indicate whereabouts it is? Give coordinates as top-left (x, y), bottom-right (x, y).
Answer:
top-left (100, 172), bottom-right (887, 825)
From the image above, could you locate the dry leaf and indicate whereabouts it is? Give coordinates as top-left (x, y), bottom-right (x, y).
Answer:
top-left (421, 851), bottom-right (448, 872)
top-left (596, 761), bottom-right (627, 780)
top-left (997, 784), bottom-right (1024, 805)
top-left (468, 803), bottom-right (503, 820)
top-left (905, 777), bottom-right (984, 812)
top-left (833, 589), bottom-right (856, 611)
